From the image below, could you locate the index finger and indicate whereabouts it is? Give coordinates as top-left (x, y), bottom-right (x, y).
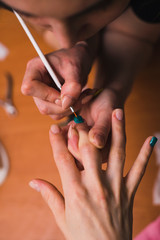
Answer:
top-left (22, 58), bottom-right (60, 102)
top-left (49, 124), bottom-right (80, 193)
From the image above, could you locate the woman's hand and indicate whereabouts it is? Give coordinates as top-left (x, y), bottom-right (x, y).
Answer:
top-left (21, 41), bottom-right (93, 120)
top-left (29, 109), bottom-right (157, 240)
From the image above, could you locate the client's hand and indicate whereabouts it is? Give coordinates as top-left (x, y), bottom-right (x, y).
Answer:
top-left (29, 109), bottom-right (157, 240)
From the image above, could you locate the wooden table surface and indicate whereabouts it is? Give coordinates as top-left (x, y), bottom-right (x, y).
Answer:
top-left (0, 10), bottom-right (160, 240)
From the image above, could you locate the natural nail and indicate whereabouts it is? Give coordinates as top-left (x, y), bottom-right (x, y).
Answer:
top-left (68, 125), bottom-right (78, 139)
top-left (55, 98), bottom-right (62, 106)
top-left (115, 109), bottom-right (123, 121)
top-left (29, 181), bottom-right (40, 192)
top-left (50, 124), bottom-right (60, 134)
top-left (150, 136), bottom-right (158, 147)
top-left (93, 134), bottom-right (105, 148)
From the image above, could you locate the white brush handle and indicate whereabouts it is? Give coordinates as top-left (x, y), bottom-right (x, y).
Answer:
top-left (14, 10), bottom-right (61, 90)
top-left (14, 11), bottom-right (75, 114)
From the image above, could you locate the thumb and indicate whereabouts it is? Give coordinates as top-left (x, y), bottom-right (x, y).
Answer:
top-left (89, 111), bottom-right (111, 149)
top-left (29, 179), bottom-right (66, 231)
top-left (61, 81), bottom-right (82, 109)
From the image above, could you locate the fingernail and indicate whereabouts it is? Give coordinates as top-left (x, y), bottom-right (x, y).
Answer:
top-left (62, 95), bottom-right (73, 109)
top-left (29, 180), bottom-right (40, 192)
top-left (50, 124), bottom-right (60, 134)
top-left (55, 98), bottom-right (62, 106)
top-left (115, 109), bottom-right (123, 121)
top-left (150, 137), bottom-right (158, 147)
top-left (93, 134), bottom-right (105, 148)
top-left (68, 125), bottom-right (78, 139)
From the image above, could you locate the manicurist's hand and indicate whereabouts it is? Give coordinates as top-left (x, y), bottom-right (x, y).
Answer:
top-left (21, 41), bottom-right (94, 120)
top-left (29, 109), bottom-right (157, 240)
top-left (79, 88), bottom-right (122, 150)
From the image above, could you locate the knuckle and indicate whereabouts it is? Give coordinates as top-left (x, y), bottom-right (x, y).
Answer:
top-left (81, 143), bottom-right (95, 155)
top-left (63, 57), bottom-right (74, 67)
top-left (43, 91), bottom-right (51, 102)
top-left (96, 194), bottom-right (107, 208)
top-left (71, 186), bottom-right (88, 203)
top-left (26, 58), bottom-right (39, 69)
top-left (63, 58), bottom-right (80, 77)
top-left (93, 182), bottom-right (107, 204)
top-left (57, 152), bottom-right (72, 165)
top-left (26, 59), bottom-right (33, 69)
top-left (113, 147), bottom-right (126, 161)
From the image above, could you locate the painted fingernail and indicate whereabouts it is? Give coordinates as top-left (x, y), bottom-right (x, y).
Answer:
top-left (115, 109), bottom-right (123, 121)
top-left (29, 180), bottom-right (40, 192)
top-left (50, 124), bottom-right (60, 134)
top-left (74, 115), bottom-right (84, 124)
top-left (150, 137), bottom-right (158, 147)
top-left (62, 95), bottom-right (73, 109)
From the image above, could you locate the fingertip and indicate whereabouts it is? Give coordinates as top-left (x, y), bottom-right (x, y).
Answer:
top-left (143, 136), bottom-right (157, 149)
top-left (21, 82), bottom-right (32, 96)
top-left (50, 124), bottom-right (61, 134)
top-left (29, 179), bottom-right (40, 192)
top-left (29, 179), bottom-right (57, 194)
top-left (149, 136), bottom-right (158, 147)
top-left (89, 130), bottom-right (106, 149)
top-left (138, 136), bottom-right (157, 161)
top-left (113, 108), bottom-right (124, 121)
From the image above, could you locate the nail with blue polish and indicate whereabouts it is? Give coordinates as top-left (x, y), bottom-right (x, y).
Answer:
top-left (150, 137), bottom-right (158, 147)
top-left (74, 115), bottom-right (84, 124)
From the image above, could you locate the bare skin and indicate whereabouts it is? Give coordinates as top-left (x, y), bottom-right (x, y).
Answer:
top-left (29, 109), bottom-right (156, 240)
top-left (0, 2), bottom-right (159, 239)
top-left (1, 0), bottom-right (129, 46)
top-left (0, 0), bottom-right (160, 149)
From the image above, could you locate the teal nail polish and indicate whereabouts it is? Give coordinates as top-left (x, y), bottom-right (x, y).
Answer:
top-left (74, 115), bottom-right (84, 124)
top-left (150, 137), bottom-right (158, 147)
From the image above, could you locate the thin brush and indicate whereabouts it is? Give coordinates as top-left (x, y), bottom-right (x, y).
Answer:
top-left (14, 10), bottom-right (77, 117)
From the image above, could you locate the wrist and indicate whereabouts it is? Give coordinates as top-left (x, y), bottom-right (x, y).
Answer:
top-left (96, 88), bottom-right (125, 110)
top-left (93, 84), bottom-right (130, 108)
top-left (75, 41), bottom-right (93, 66)
top-left (75, 33), bottom-right (100, 64)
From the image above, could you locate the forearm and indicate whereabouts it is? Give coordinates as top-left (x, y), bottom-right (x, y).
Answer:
top-left (94, 29), bottom-right (154, 105)
top-left (94, 7), bottom-right (160, 105)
